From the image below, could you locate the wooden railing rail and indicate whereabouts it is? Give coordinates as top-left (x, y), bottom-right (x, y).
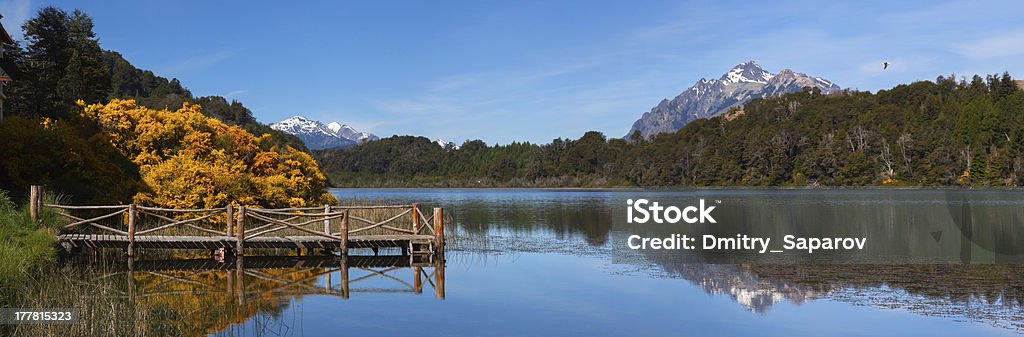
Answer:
top-left (47, 204), bottom-right (131, 210)
top-left (135, 208), bottom-right (227, 236)
top-left (243, 212), bottom-right (344, 241)
top-left (347, 208), bottom-right (414, 235)
top-left (52, 205), bottom-right (130, 235)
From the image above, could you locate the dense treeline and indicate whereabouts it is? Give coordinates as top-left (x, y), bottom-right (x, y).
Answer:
top-left (0, 7), bottom-right (327, 205)
top-left (316, 74), bottom-right (1024, 187)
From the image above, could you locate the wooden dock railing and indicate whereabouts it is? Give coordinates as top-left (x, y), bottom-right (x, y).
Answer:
top-left (48, 202), bottom-right (444, 259)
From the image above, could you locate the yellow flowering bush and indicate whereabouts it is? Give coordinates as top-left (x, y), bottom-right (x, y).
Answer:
top-left (79, 99), bottom-right (336, 208)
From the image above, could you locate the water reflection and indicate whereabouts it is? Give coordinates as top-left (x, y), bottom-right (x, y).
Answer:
top-left (336, 189), bottom-right (616, 244)
top-left (655, 263), bottom-right (1024, 315)
top-left (82, 255), bottom-right (447, 336)
top-left (117, 256), bottom-right (446, 301)
top-left (341, 189), bottom-right (1024, 333)
top-left (47, 189), bottom-right (1024, 336)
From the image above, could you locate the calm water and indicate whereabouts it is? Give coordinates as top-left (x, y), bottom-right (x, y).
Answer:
top-left (82, 189), bottom-right (1024, 335)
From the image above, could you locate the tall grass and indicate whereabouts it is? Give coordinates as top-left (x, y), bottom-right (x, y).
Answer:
top-left (4, 262), bottom-right (170, 336)
top-left (0, 190), bottom-right (180, 336)
top-left (2, 258), bottom-right (284, 337)
top-left (0, 189), bottom-right (63, 293)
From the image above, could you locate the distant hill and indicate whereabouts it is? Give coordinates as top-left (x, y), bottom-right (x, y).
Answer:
top-left (626, 61), bottom-right (840, 140)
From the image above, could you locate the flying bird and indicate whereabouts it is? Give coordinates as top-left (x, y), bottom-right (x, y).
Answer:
top-left (883, 61), bottom-right (890, 70)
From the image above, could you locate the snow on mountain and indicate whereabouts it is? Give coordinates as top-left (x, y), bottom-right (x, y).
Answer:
top-left (327, 122), bottom-right (379, 143)
top-left (719, 60), bottom-right (774, 85)
top-left (626, 61), bottom-right (841, 140)
top-left (326, 122), bottom-right (342, 134)
top-left (270, 116), bottom-right (378, 150)
top-left (434, 138), bottom-right (458, 150)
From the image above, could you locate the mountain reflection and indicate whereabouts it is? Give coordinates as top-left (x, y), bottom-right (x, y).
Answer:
top-left (659, 264), bottom-right (827, 312)
top-left (650, 262), bottom-right (1024, 331)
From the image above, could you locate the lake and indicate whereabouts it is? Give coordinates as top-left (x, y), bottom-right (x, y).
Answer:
top-left (51, 189), bottom-right (1024, 336)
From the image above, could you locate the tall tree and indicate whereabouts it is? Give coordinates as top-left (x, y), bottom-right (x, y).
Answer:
top-left (58, 10), bottom-right (110, 106)
top-left (15, 6), bottom-right (108, 118)
top-left (20, 6), bottom-right (72, 117)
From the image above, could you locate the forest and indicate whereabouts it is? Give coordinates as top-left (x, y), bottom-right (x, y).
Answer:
top-left (0, 7), bottom-right (331, 206)
top-left (315, 74), bottom-right (1024, 188)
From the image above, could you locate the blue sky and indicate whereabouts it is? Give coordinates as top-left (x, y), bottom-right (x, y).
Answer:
top-left (1, 0), bottom-right (1023, 144)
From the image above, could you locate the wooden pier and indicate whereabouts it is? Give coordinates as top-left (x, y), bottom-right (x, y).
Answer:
top-left (47, 202), bottom-right (445, 259)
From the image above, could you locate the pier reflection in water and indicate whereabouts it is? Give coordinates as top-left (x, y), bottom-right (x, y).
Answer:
top-left (113, 255), bottom-right (446, 303)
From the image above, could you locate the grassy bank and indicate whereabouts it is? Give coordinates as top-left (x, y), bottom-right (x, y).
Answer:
top-left (0, 190), bottom-right (178, 335)
top-left (0, 190), bottom-right (62, 291)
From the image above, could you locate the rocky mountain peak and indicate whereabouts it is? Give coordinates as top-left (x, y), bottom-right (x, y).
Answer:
top-left (270, 116), bottom-right (378, 150)
top-left (720, 60), bottom-right (773, 85)
top-left (626, 61), bottom-right (840, 140)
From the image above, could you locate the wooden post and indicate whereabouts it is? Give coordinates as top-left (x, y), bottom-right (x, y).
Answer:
top-left (323, 205), bottom-right (331, 235)
top-left (225, 205), bottom-right (234, 237)
top-left (414, 266), bottom-right (423, 294)
top-left (29, 185), bottom-right (41, 223)
top-left (435, 255), bottom-right (445, 300)
top-left (226, 268), bottom-right (234, 297)
top-left (127, 255), bottom-right (136, 300)
top-left (340, 210), bottom-right (349, 256)
top-left (412, 203), bottom-right (421, 235)
top-left (236, 206), bottom-right (246, 256)
top-left (235, 256), bottom-right (245, 305)
top-left (433, 208), bottom-right (444, 255)
top-left (127, 204), bottom-right (136, 258)
top-left (340, 255), bottom-right (349, 299)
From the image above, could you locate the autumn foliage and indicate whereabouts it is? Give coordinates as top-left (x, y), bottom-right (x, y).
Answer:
top-left (79, 99), bottom-right (336, 208)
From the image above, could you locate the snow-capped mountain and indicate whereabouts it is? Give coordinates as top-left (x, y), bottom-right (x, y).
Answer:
top-left (270, 116), bottom-right (377, 150)
top-left (327, 122), bottom-right (379, 143)
top-left (626, 61), bottom-right (841, 140)
top-left (434, 138), bottom-right (458, 150)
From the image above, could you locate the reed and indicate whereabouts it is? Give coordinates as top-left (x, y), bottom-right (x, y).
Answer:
top-left (3, 258), bottom-right (288, 337)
